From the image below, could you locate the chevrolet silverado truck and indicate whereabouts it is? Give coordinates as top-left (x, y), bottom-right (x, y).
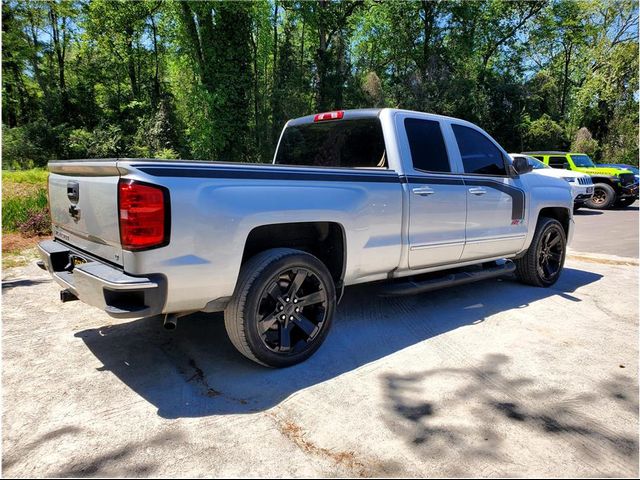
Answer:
top-left (38, 108), bottom-right (574, 367)
top-left (524, 151), bottom-right (638, 209)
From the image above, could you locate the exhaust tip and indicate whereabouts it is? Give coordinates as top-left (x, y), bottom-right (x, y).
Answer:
top-left (163, 314), bottom-right (178, 331)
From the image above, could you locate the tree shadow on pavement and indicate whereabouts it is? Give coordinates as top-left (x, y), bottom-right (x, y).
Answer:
top-left (382, 354), bottom-right (638, 477)
top-left (74, 267), bottom-right (602, 419)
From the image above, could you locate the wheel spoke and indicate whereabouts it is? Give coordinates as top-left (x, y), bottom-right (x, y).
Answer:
top-left (265, 281), bottom-right (284, 301)
top-left (296, 290), bottom-right (325, 307)
top-left (549, 252), bottom-right (561, 261)
top-left (292, 314), bottom-right (317, 338)
top-left (287, 270), bottom-right (307, 298)
top-left (548, 234), bottom-right (560, 248)
top-left (542, 261), bottom-right (552, 278)
top-left (258, 315), bottom-right (279, 335)
top-left (279, 324), bottom-right (292, 351)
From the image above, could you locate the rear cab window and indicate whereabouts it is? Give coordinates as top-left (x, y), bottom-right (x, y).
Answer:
top-left (275, 118), bottom-right (386, 168)
top-left (452, 124), bottom-right (507, 176)
top-left (404, 118), bottom-right (451, 173)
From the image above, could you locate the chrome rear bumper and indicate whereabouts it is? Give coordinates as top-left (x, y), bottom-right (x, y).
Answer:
top-left (37, 239), bottom-right (166, 319)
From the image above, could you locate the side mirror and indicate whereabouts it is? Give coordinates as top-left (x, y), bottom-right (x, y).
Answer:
top-left (513, 156), bottom-right (533, 175)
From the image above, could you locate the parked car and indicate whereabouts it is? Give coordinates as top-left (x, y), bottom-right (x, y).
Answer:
top-left (510, 154), bottom-right (593, 213)
top-left (597, 164), bottom-right (639, 184)
top-left (38, 109), bottom-right (574, 367)
top-left (523, 151), bottom-right (638, 209)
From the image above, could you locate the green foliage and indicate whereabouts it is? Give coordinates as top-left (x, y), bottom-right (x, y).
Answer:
top-left (2, 186), bottom-right (49, 233)
top-left (2, 168), bottom-right (50, 234)
top-left (523, 114), bottom-right (567, 151)
top-left (571, 127), bottom-right (599, 158)
top-left (1, 0), bottom-right (637, 168)
top-left (2, 168), bottom-right (48, 184)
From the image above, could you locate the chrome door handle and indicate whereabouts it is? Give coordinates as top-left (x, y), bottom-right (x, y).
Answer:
top-left (468, 187), bottom-right (487, 196)
top-left (412, 186), bottom-right (436, 196)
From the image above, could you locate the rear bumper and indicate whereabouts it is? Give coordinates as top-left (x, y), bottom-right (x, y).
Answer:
top-left (37, 239), bottom-right (166, 319)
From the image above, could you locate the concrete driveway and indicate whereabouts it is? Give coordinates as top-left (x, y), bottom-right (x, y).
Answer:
top-left (2, 245), bottom-right (638, 477)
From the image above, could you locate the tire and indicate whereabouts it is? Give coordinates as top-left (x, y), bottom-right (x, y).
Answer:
top-left (573, 204), bottom-right (581, 214)
top-left (224, 248), bottom-right (336, 368)
top-left (615, 197), bottom-right (636, 208)
top-left (515, 217), bottom-right (566, 287)
top-left (585, 183), bottom-right (617, 209)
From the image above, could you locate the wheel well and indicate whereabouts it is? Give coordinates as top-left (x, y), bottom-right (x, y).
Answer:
top-left (538, 207), bottom-right (570, 237)
top-left (590, 176), bottom-right (615, 187)
top-left (242, 222), bottom-right (346, 286)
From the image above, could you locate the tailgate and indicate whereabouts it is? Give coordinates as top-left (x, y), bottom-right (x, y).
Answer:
top-left (48, 160), bottom-right (123, 266)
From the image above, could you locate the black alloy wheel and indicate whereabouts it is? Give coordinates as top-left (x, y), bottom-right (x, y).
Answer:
top-left (536, 228), bottom-right (563, 283)
top-left (256, 267), bottom-right (328, 355)
top-left (224, 248), bottom-right (336, 367)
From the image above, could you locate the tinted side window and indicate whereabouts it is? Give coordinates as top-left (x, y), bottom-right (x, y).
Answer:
top-left (275, 118), bottom-right (386, 168)
top-left (404, 118), bottom-right (451, 173)
top-left (548, 156), bottom-right (567, 168)
top-left (452, 125), bottom-right (506, 175)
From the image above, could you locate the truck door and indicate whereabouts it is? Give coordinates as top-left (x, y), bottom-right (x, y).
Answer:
top-left (449, 124), bottom-right (527, 260)
top-left (397, 115), bottom-right (468, 269)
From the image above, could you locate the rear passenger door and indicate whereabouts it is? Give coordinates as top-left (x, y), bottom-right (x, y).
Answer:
top-left (450, 124), bottom-right (527, 260)
top-left (398, 115), bottom-right (468, 269)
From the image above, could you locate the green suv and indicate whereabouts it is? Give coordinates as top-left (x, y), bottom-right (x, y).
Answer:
top-left (523, 151), bottom-right (638, 209)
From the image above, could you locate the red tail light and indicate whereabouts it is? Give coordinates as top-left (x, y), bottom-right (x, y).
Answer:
top-left (118, 180), bottom-right (170, 251)
top-left (314, 111), bottom-right (344, 122)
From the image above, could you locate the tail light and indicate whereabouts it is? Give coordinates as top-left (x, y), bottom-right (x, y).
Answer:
top-left (118, 180), bottom-right (170, 251)
top-left (314, 111), bottom-right (344, 122)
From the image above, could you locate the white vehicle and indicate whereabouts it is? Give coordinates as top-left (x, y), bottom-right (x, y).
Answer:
top-left (39, 109), bottom-right (574, 367)
top-left (510, 154), bottom-right (593, 212)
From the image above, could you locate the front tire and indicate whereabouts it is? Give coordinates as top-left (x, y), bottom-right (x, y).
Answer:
top-left (224, 248), bottom-right (336, 368)
top-left (585, 183), bottom-right (616, 209)
top-left (515, 217), bottom-right (566, 287)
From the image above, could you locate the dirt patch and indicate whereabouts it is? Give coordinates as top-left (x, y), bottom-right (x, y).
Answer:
top-left (2, 233), bottom-right (49, 270)
top-left (2, 233), bottom-right (48, 254)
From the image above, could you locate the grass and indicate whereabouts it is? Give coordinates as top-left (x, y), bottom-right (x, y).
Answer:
top-left (2, 168), bottom-right (49, 184)
top-left (2, 168), bottom-right (50, 233)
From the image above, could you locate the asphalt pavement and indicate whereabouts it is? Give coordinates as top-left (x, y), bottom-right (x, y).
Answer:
top-left (571, 202), bottom-right (638, 258)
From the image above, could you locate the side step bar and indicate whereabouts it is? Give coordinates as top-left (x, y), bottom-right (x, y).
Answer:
top-left (379, 260), bottom-right (516, 296)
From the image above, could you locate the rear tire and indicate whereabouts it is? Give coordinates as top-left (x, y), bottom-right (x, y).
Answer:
top-left (515, 217), bottom-right (566, 287)
top-left (224, 248), bottom-right (336, 368)
top-left (585, 183), bottom-right (616, 209)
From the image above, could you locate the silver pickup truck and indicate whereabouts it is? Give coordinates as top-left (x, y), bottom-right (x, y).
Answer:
top-left (38, 108), bottom-right (574, 367)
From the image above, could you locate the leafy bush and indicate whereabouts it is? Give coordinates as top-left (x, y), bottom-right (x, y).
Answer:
top-left (67, 124), bottom-right (126, 158)
top-left (2, 168), bottom-right (51, 235)
top-left (2, 187), bottom-right (49, 233)
top-left (571, 127), bottom-right (599, 158)
top-left (18, 208), bottom-right (51, 237)
top-left (2, 125), bottom-right (47, 169)
top-left (2, 121), bottom-right (71, 169)
top-left (523, 114), bottom-right (567, 151)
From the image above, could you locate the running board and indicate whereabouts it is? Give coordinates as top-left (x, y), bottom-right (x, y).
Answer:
top-left (379, 260), bottom-right (516, 296)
